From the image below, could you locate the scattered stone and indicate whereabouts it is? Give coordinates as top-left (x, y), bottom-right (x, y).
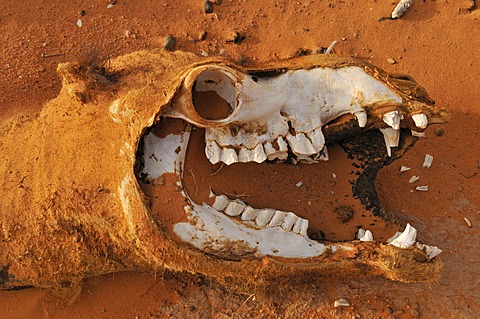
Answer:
top-left (435, 127), bottom-right (445, 136)
top-left (295, 181), bottom-right (303, 187)
top-left (80, 10), bottom-right (86, 16)
top-left (334, 206), bottom-right (354, 223)
top-left (203, 0), bottom-right (214, 14)
top-left (387, 58), bottom-right (396, 64)
top-left (162, 35), bottom-right (176, 51)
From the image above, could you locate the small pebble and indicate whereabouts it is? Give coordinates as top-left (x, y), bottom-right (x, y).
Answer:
top-left (77, 19), bottom-right (83, 28)
top-left (409, 176), bottom-right (419, 183)
top-left (295, 181), bottom-right (303, 187)
top-left (203, 0), bottom-right (214, 13)
top-left (387, 58), bottom-right (396, 64)
top-left (400, 166), bottom-right (411, 172)
top-left (435, 127), bottom-right (445, 136)
top-left (107, 3), bottom-right (114, 9)
top-left (162, 35), bottom-right (176, 51)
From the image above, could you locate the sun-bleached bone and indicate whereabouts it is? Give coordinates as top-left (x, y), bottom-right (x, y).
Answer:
top-left (392, 0), bottom-right (413, 19)
top-left (423, 154), bottom-right (433, 168)
top-left (224, 201), bottom-right (246, 216)
top-left (389, 223), bottom-right (417, 248)
top-left (286, 133), bottom-right (317, 156)
top-left (412, 113), bottom-right (428, 129)
top-left (380, 127), bottom-right (400, 157)
top-left (238, 143), bottom-right (267, 163)
top-left (212, 195), bottom-right (230, 211)
top-left (416, 243), bottom-right (443, 259)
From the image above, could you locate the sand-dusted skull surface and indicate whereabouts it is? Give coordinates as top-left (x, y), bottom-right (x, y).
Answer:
top-left (0, 49), bottom-right (449, 289)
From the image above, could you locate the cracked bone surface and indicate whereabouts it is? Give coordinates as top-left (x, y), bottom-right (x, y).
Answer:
top-left (0, 49), bottom-right (450, 289)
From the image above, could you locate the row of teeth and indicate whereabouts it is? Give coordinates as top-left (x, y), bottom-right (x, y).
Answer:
top-left (210, 194), bottom-right (309, 235)
top-left (205, 111), bottom-right (429, 165)
top-left (357, 223), bottom-right (442, 259)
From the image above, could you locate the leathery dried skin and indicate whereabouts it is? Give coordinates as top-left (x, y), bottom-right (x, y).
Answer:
top-left (0, 49), bottom-right (449, 289)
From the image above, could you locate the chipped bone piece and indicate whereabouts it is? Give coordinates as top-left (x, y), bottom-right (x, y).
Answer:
top-left (389, 223), bottom-right (417, 248)
top-left (400, 166), bottom-right (411, 172)
top-left (357, 229), bottom-right (374, 242)
top-left (423, 154), bottom-right (434, 168)
top-left (0, 49), bottom-right (450, 289)
top-left (334, 298), bottom-right (350, 307)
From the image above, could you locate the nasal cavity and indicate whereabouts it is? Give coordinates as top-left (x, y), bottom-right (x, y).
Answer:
top-left (192, 70), bottom-right (237, 121)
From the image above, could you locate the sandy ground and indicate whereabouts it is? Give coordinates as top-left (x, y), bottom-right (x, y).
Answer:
top-left (1, 0), bottom-right (479, 318)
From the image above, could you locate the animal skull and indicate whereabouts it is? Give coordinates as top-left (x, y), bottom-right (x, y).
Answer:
top-left (0, 49), bottom-right (449, 289)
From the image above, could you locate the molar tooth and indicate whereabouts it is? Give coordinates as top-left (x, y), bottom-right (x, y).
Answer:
top-left (238, 147), bottom-right (254, 163)
top-left (224, 201), bottom-right (246, 217)
top-left (264, 137), bottom-right (288, 161)
top-left (383, 110), bottom-right (401, 130)
top-left (241, 206), bottom-right (258, 221)
top-left (306, 127), bottom-right (325, 151)
top-left (380, 127), bottom-right (400, 157)
top-left (412, 113), bottom-right (428, 129)
top-left (389, 223), bottom-right (417, 248)
top-left (255, 209), bottom-right (276, 227)
top-left (220, 148), bottom-right (238, 165)
top-left (252, 143), bottom-right (267, 163)
top-left (212, 195), bottom-right (229, 211)
top-left (292, 218), bottom-right (303, 234)
top-left (286, 133), bottom-right (317, 156)
top-left (358, 229), bottom-right (374, 241)
top-left (313, 146), bottom-right (329, 161)
top-left (415, 243), bottom-right (442, 259)
top-left (205, 140), bottom-right (222, 164)
top-left (269, 211), bottom-right (287, 228)
top-left (281, 212), bottom-right (298, 230)
top-left (354, 111), bottom-right (368, 128)
top-left (299, 219), bottom-right (309, 236)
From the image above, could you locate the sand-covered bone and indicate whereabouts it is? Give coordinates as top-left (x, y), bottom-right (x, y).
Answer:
top-left (0, 49), bottom-right (449, 289)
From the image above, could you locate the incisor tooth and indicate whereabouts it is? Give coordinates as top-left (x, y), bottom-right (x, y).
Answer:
top-left (383, 110), bottom-right (401, 130)
top-left (220, 148), bottom-right (238, 165)
top-left (306, 127), bottom-right (325, 151)
top-left (212, 195), bottom-right (229, 211)
top-left (241, 206), bottom-right (257, 221)
top-left (380, 127), bottom-right (400, 157)
top-left (224, 201), bottom-right (245, 216)
top-left (389, 223), bottom-right (417, 248)
top-left (282, 212), bottom-right (298, 230)
top-left (269, 211), bottom-right (287, 227)
top-left (354, 111), bottom-right (368, 128)
top-left (255, 209), bottom-right (275, 227)
top-left (286, 133), bottom-right (317, 156)
top-left (205, 140), bottom-right (222, 164)
top-left (238, 144), bottom-right (267, 163)
top-left (412, 113), bottom-right (428, 129)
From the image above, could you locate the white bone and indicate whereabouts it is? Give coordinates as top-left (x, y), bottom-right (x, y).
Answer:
top-left (220, 148), bottom-right (238, 165)
top-left (412, 113), bottom-right (428, 129)
top-left (241, 206), bottom-right (258, 221)
top-left (411, 130), bottom-right (425, 137)
top-left (306, 127), bottom-right (325, 151)
top-left (205, 139), bottom-right (222, 164)
top-left (359, 229), bottom-right (374, 242)
top-left (389, 223), bottom-right (417, 248)
top-left (282, 212), bottom-right (298, 230)
top-left (423, 154), bottom-right (433, 168)
top-left (415, 185), bottom-right (428, 191)
top-left (386, 231), bottom-right (402, 243)
top-left (409, 175), bottom-right (419, 183)
top-left (416, 243), bottom-right (442, 259)
top-left (382, 110), bottom-right (401, 130)
top-left (392, 0), bottom-right (413, 19)
top-left (255, 209), bottom-right (275, 227)
top-left (380, 127), bottom-right (400, 157)
top-left (400, 166), bottom-right (411, 172)
top-left (263, 137), bottom-right (289, 161)
top-left (334, 298), bottom-right (350, 307)
top-left (355, 111), bottom-right (368, 128)
top-left (325, 40), bottom-right (338, 54)
top-left (212, 195), bottom-right (229, 211)
top-left (299, 219), bottom-right (309, 236)
top-left (224, 201), bottom-right (245, 217)
top-left (269, 211), bottom-right (287, 228)
top-left (286, 133), bottom-right (317, 156)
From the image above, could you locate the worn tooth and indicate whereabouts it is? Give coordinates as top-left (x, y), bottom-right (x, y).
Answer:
top-left (281, 212), bottom-right (298, 230)
top-left (386, 231), bottom-right (402, 243)
top-left (252, 143), bottom-right (267, 163)
top-left (306, 127), bottom-right (325, 151)
top-left (255, 209), bottom-right (276, 227)
top-left (411, 130), bottom-right (426, 137)
top-left (389, 223), bottom-right (417, 248)
top-left (264, 137), bottom-right (288, 161)
top-left (224, 201), bottom-right (245, 217)
top-left (416, 243), bottom-right (442, 259)
top-left (355, 111), bottom-right (368, 128)
top-left (238, 144), bottom-right (267, 163)
top-left (383, 110), bottom-right (401, 130)
top-left (380, 127), bottom-right (400, 157)
top-left (212, 195), bottom-right (229, 211)
top-left (241, 206), bottom-right (258, 221)
top-left (299, 219), bottom-right (309, 236)
top-left (292, 217), bottom-right (304, 233)
top-left (286, 133), bottom-right (317, 156)
top-left (205, 140), bottom-right (222, 164)
top-left (269, 211), bottom-right (287, 228)
top-left (220, 148), bottom-right (238, 165)
top-left (412, 113), bottom-right (428, 129)
top-left (359, 229), bottom-right (374, 241)
top-left (238, 147), bottom-right (253, 163)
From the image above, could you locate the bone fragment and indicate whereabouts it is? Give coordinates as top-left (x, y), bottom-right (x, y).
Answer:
top-left (412, 113), bottom-right (428, 129)
top-left (400, 166), bottom-right (411, 172)
top-left (423, 154), bottom-right (433, 168)
top-left (224, 201), bottom-right (245, 217)
top-left (241, 206), bottom-right (258, 221)
top-left (411, 130), bottom-right (426, 137)
top-left (282, 212), bottom-right (299, 230)
top-left (383, 110), bottom-right (402, 130)
top-left (306, 127), bottom-right (325, 151)
top-left (212, 195), bottom-right (230, 211)
top-left (392, 0), bottom-right (414, 19)
top-left (334, 298), bottom-right (350, 307)
top-left (325, 40), bottom-right (338, 54)
top-left (354, 111), bottom-right (368, 128)
top-left (269, 211), bottom-right (287, 227)
top-left (464, 217), bottom-right (472, 227)
top-left (286, 133), bottom-right (317, 156)
top-left (380, 127), bottom-right (400, 157)
top-left (255, 209), bottom-right (276, 227)
top-left (415, 185), bottom-right (428, 191)
top-left (409, 175), bottom-right (419, 183)
top-left (389, 223), bottom-right (417, 248)
top-left (357, 229), bottom-right (374, 241)
top-left (416, 243), bottom-right (442, 259)
top-left (220, 148), bottom-right (238, 165)
top-left (205, 140), bottom-right (222, 164)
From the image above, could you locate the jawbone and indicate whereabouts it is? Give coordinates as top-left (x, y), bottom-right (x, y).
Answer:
top-left (0, 49), bottom-right (449, 289)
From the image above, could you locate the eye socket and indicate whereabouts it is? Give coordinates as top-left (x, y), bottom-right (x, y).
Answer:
top-left (192, 69), bottom-right (237, 121)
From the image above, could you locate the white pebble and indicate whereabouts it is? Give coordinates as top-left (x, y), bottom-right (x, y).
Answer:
top-left (423, 154), bottom-right (434, 168)
top-left (296, 181), bottom-right (303, 187)
top-left (77, 19), bottom-right (83, 28)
